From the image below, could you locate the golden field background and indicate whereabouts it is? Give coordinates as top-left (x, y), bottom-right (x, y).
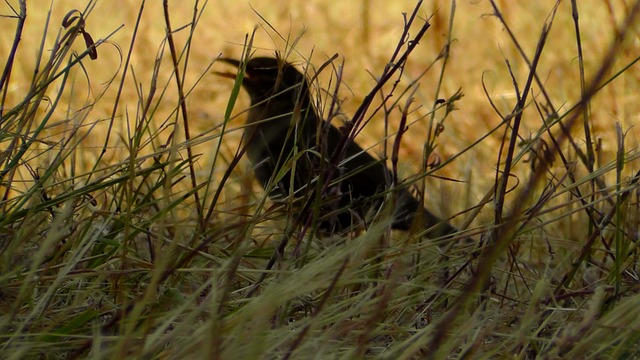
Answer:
top-left (3, 1), bottom-right (638, 206)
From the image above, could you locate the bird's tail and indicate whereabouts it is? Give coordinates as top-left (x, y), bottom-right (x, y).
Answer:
top-left (392, 189), bottom-right (459, 239)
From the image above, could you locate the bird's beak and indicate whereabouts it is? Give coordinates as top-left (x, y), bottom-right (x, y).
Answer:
top-left (214, 58), bottom-right (244, 80)
top-left (218, 58), bottom-right (241, 67)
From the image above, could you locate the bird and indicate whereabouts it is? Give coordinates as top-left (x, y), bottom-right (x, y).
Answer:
top-left (217, 56), bottom-right (460, 238)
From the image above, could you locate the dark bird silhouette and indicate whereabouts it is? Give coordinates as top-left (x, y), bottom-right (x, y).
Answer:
top-left (218, 56), bottom-right (460, 238)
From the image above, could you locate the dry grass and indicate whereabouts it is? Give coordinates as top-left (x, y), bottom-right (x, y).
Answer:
top-left (1, 0), bottom-right (640, 358)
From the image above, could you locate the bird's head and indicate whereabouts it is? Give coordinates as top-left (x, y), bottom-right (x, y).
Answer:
top-left (217, 56), bottom-right (310, 105)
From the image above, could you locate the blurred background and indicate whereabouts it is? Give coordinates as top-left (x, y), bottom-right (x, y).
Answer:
top-left (1, 0), bottom-right (639, 222)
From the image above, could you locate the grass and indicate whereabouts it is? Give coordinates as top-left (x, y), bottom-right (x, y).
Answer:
top-left (1, 0), bottom-right (640, 358)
